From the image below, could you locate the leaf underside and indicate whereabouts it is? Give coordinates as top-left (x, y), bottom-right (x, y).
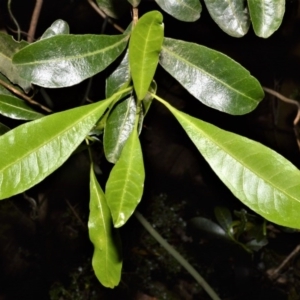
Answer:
top-left (89, 167), bottom-right (122, 288)
top-left (106, 127), bottom-right (145, 227)
top-left (0, 98), bottom-right (113, 200)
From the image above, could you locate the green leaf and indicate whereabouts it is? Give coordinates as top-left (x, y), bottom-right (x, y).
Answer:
top-left (128, 0), bottom-right (141, 7)
top-left (96, 0), bottom-right (129, 18)
top-left (0, 95), bottom-right (44, 120)
top-left (214, 206), bottom-right (232, 233)
top-left (0, 73), bottom-right (23, 96)
top-left (106, 50), bottom-right (131, 98)
top-left (203, 0), bottom-right (250, 37)
top-left (160, 38), bottom-right (264, 115)
top-left (104, 94), bottom-right (136, 163)
top-left (0, 123), bottom-right (9, 135)
top-left (129, 11), bottom-right (164, 100)
top-left (12, 34), bottom-right (129, 88)
top-left (106, 126), bottom-right (145, 227)
top-left (41, 19), bottom-right (70, 40)
top-left (0, 98), bottom-right (113, 200)
top-left (88, 167), bottom-right (122, 288)
top-left (159, 98), bottom-right (300, 229)
top-left (155, 0), bottom-right (201, 22)
top-left (248, 0), bottom-right (285, 38)
top-left (0, 33), bottom-right (31, 92)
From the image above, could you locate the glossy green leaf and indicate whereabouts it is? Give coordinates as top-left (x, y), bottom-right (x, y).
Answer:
top-left (0, 95), bottom-right (44, 120)
top-left (104, 95), bottom-right (136, 163)
top-left (0, 33), bottom-right (31, 92)
top-left (160, 38), bottom-right (264, 115)
top-left (0, 123), bottom-right (9, 135)
top-left (129, 11), bottom-right (164, 100)
top-left (106, 50), bottom-right (131, 98)
top-left (214, 206), bottom-right (232, 233)
top-left (155, 0), bottom-right (201, 22)
top-left (248, 0), bottom-right (285, 38)
top-left (128, 0), bottom-right (141, 7)
top-left (0, 98), bottom-right (113, 200)
top-left (159, 98), bottom-right (300, 229)
top-left (88, 167), bottom-right (122, 288)
top-left (0, 73), bottom-right (23, 95)
top-left (12, 34), bottom-right (129, 88)
top-left (96, 0), bottom-right (129, 18)
top-left (203, 0), bottom-right (250, 37)
top-left (41, 19), bottom-right (70, 40)
top-left (106, 127), bottom-right (145, 227)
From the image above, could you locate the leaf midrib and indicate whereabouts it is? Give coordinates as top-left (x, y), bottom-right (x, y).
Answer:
top-left (13, 35), bottom-right (128, 66)
top-left (161, 42), bottom-right (258, 103)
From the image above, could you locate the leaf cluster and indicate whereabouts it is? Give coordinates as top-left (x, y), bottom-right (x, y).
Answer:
top-left (0, 0), bottom-right (297, 291)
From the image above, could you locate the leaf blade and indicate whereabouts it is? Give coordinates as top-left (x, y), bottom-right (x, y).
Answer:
top-left (129, 11), bottom-right (164, 100)
top-left (248, 0), bottom-right (285, 38)
top-left (160, 99), bottom-right (300, 229)
top-left (104, 94), bottom-right (136, 163)
top-left (203, 0), bottom-right (250, 37)
top-left (155, 0), bottom-right (201, 22)
top-left (160, 38), bottom-right (264, 115)
top-left (13, 34), bottom-right (129, 88)
top-left (0, 94), bottom-right (44, 120)
top-left (89, 167), bottom-right (122, 288)
top-left (0, 98), bottom-right (113, 200)
top-left (0, 33), bottom-right (31, 91)
top-left (105, 127), bottom-right (145, 227)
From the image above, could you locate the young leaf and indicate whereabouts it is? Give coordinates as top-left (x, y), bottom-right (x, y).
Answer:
top-left (0, 98), bottom-right (113, 200)
top-left (0, 95), bottom-right (44, 120)
top-left (128, 0), bottom-right (141, 7)
top-left (129, 11), bottom-right (164, 100)
top-left (0, 33), bottom-right (31, 92)
top-left (106, 50), bottom-right (131, 98)
top-left (96, 0), bottom-right (129, 18)
top-left (104, 94), bottom-right (136, 163)
top-left (158, 98), bottom-right (300, 229)
top-left (203, 0), bottom-right (250, 37)
top-left (160, 38), bottom-right (264, 115)
top-left (105, 126), bottom-right (145, 227)
top-left (214, 206), bottom-right (232, 233)
top-left (41, 19), bottom-right (70, 40)
top-left (248, 0), bottom-right (285, 38)
top-left (155, 0), bottom-right (201, 22)
top-left (13, 34), bottom-right (129, 88)
top-left (89, 167), bottom-right (122, 288)
top-left (189, 217), bottom-right (229, 241)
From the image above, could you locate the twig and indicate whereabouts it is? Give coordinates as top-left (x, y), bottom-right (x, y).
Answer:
top-left (86, 0), bottom-right (124, 33)
top-left (65, 199), bottom-right (87, 229)
top-left (134, 211), bottom-right (221, 300)
top-left (268, 244), bottom-right (300, 280)
top-left (7, 0), bottom-right (21, 41)
top-left (263, 86), bottom-right (300, 150)
top-left (0, 78), bottom-right (52, 113)
top-left (263, 87), bottom-right (300, 126)
top-left (27, 0), bottom-right (43, 42)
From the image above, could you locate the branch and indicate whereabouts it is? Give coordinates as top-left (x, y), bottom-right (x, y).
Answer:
top-left (86, 0), bottom-right (124, 33)
top-left (27, 0), bottom-right (43, 42)
top-left (0, 78), bottom-right (52, 113)
top-left (263, 87), bottom-right (300, 126)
